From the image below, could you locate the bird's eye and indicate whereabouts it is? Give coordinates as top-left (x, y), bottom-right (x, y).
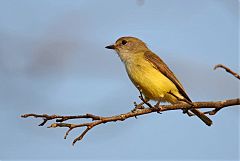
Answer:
top-left (121, 40), bottom-right (127, 45)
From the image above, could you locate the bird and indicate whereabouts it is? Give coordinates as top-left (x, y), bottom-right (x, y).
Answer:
top-left (105, 36), bottom-right (212, 126)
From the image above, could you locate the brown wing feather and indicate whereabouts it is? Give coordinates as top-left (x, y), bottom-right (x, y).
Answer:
top-left (144, 51), bottom-right (191, 102)
top-left (144, 51), bottom-right (212, 126)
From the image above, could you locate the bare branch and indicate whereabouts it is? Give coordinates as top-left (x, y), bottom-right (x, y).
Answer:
top-left (214, 64), bottom-right (240, 79)
top-left (21, 98), bottom-right (240, 145)
top-left (72, 126), bottom-right (92, 145)
top-left (21, 64), bottom-right (240, 145)
top-left (21, 113), bottom-right (103, 126)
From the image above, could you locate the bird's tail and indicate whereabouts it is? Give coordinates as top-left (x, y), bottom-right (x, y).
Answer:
top-left (190, 109), bottom-right (212, 126)
top-left (168, 92), bottom-right (212, 126)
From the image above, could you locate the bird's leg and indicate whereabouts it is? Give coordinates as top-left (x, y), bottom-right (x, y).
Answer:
top-left (136, 85), bottom-right (153, 108)
top-left (154, 101), bottom-right (162, 114)
top-left (154, 101), bottom-right (161, 108)
top-left (139, 94), bottom-right (152, 109)
top-left (132, 85), bottom-right (152, 112)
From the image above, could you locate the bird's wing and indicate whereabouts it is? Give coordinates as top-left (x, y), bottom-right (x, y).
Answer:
top-left (144, 51), bottom-right (191, 102)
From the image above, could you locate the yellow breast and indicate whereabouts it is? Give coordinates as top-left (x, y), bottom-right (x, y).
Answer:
top-left (125, 53), bottom-right (180, 103)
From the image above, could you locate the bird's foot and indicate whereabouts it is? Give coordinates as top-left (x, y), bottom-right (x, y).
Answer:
top-left (154, 101), bottom-right (162, 114)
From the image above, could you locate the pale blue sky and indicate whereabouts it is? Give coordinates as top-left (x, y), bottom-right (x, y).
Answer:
top-left (0, 0), bottom-right (239, 160)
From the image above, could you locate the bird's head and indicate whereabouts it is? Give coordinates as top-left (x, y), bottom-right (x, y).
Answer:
top-left (105, 36), bottom-right (148, 62)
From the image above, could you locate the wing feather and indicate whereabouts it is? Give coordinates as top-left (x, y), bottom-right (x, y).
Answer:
top-left (144, 51), bottom-right (191, 102)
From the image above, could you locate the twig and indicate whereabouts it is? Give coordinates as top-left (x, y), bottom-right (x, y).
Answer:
top-left (214, 64), bottom-right (240, 79)
top-left (186, 108), bottom-right (223, 116)
top-left (21, 98), bottom-right (240, 145)
top-left (21, 113), bottom-right (103, 126)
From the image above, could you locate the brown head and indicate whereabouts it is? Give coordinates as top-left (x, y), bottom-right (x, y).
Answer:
top-left (105, 36), bottom-right (149, 62)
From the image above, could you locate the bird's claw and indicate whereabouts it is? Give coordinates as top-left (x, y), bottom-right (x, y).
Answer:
top-left (154, 101), bottom-right (162, 114)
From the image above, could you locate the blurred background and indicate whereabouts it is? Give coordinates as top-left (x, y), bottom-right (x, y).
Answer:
top-left (0, 0), bottom-right (239, 160)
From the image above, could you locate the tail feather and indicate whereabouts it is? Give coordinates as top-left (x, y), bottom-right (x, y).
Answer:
top-left (177, 95), bottom-right (213, 126)
top-left (167, 90), bottom-right (212, 126)
top-left (190, 109), bottom-right (212, 126)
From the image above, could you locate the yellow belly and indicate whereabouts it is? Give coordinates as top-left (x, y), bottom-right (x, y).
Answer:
top-left (125, 55), bottom-right (181, 104)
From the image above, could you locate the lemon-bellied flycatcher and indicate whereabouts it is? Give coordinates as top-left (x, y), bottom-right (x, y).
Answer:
top-left (106, 36), bottom-right (212, 126)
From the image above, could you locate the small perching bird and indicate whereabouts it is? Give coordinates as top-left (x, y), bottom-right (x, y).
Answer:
top-left (106, 36), bottom-right (212, 126)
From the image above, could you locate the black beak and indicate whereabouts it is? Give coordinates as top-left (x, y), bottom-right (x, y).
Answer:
top-left (105, 45), bottom-right (115, 49)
